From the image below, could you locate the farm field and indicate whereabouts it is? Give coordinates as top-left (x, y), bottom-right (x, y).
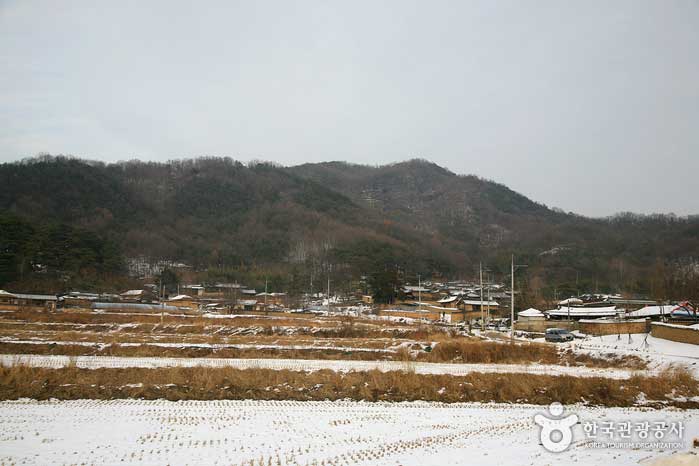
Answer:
top-left (0, 309), bottom-right (652, 369)
top-left (569, 334), bottom-right (699, 377)
top-left (2, 309), bottom-right (699, 463)
top-left (0, 310), bottom-right (442, 361)
top-left (0, 399), bottom-right (697, 466)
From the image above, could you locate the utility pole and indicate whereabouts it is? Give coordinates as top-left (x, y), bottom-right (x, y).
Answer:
top-left (510, 254), bottom-right (528, 342)
top-left (479, 263), bottom-right (484, 328)
top-left (418, 273), bottom-right (422, 311)
top-left (511, 256), bottom-right (515, 341)
top-left (486, 278), bottom-right (491, 324)
top-left (326, 263), bottom-right (331, 304)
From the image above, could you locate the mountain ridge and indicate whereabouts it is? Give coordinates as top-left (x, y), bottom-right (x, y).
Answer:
top-left (1, 155), bottom-right (697, 298)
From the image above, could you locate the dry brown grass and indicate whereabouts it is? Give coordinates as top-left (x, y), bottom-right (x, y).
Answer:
top-left (0, 342), bottom-right (391, 360)
top-left (0, 310), bottom-right (647, 370)
top-left (0, 338), bottom-right (643, 369)
top-left (561, 349), bottom-right (647, 370)
top-left (0, 365), bottom-right (695, 408)
top-left (418, 340), bottom-right (646, 369)
top-left (422, 340), bottom-right (560, 364)
top-left (4, 309), bottom-right (411, 329)
top-left (0, 310), bottom-right (445, 340)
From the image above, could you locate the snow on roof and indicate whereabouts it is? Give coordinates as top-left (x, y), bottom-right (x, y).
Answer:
top-left (578, 318), bottom-right (647, 324)
top-left (546, 306), bottom-right (618, 317)
top-left (0, 290), bottom-right (17, 298)
top-left (403, 286), bottom-right (432, 292)
top-left (11, 293), bottom-right (57, 301)
top-left (381, 308), bottom-right (432, 314)
top-left (518, 308), bottom-right (544, 317)
top-left (460, 299), bottom-right (499, 306)
top-left (558, 298), bottom-right (583, 305)
top-left (67, 292), bottom-right (100, 298)
top-left (93, 302), bottom-right (178, 311)
top-left (626, 305), bottom-right (676, 317)
top-left (168, 294), bottom-right (193, 301)
top-left (121, 289), bottom-right (144, 296)
top-left (426, 305), bottom-right (464, 311)
top-left (437, 296), bottom-right (458, 303)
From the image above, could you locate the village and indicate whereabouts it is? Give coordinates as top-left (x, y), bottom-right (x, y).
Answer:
top-left (1, 273), bottom-right (697, 347)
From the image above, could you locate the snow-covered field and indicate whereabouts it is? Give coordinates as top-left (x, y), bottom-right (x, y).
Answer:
top-left (0, 338), bottom-right (397, 353)
top-left (0, 353), bottom-right (648, 379)
top-left (570, 334), bottom-right (699, 377)
top-left (0, 399), bottom-right (696, 465)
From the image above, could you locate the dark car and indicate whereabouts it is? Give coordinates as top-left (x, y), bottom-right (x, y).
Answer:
top-left (545, 328), bottom-right (574, 342)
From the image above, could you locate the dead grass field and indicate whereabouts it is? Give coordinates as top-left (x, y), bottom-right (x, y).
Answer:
top-left (422, 340), bottom-right (647, 369)
top-left (0, 365), bottom-right (694, 408)
top-left (0, 309), bottom-right (647, 369)
top-left (0, 310), bottom-right (445, 341)
top-left (2, 309), bottom-right (414, 330)
top-left (0, 342), bottom-right (391, 360)
top-left (0, 339), bottom-right (646, 369)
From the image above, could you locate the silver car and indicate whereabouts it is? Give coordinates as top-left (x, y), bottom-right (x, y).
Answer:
top-left (545, 328), bottom-right (574, 342)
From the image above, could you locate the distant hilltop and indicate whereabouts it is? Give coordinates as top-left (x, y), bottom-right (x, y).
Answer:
top-left (1, 155), bottom-right (698, 301)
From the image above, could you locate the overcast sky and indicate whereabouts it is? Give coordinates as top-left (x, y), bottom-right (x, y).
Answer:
top-left (1, 1), bottom-right (697, 217)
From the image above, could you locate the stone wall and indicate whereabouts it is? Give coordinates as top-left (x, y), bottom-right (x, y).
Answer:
top-left (514, 320), bottom-right (576, 333)
top-left (377, 309), bottom-right (440, 321)
top-left (650, 322), bottom-right (699, 345)
top-left (579, 319), bottom-right (650, 336)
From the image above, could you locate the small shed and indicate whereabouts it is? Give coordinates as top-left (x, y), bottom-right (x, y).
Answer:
top-left (514, 308), bottom-right (547, 332)
top-left (437, 295), bottom-right (459, 309)
top-left (0, 290), bottom-right (17, 307)
top-left (166, 294), bottom-right (199, 311)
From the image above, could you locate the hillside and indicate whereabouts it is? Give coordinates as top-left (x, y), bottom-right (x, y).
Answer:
top-left (290, 161), bottom-right (699, 288)
top-left (1, 156), bottom-right (698, 299)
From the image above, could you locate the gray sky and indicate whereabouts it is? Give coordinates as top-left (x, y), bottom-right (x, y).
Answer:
top-left (1, 0), bottom-right (698, 217)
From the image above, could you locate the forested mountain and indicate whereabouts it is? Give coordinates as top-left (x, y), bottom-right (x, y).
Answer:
top-left (1, 155), bottom-right (698, 300)
top-left (290, 160), bottom-right (699, 299)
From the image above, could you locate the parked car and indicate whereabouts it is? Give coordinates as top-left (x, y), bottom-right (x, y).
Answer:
top-left (545, 328), bottom-right (574, 343)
